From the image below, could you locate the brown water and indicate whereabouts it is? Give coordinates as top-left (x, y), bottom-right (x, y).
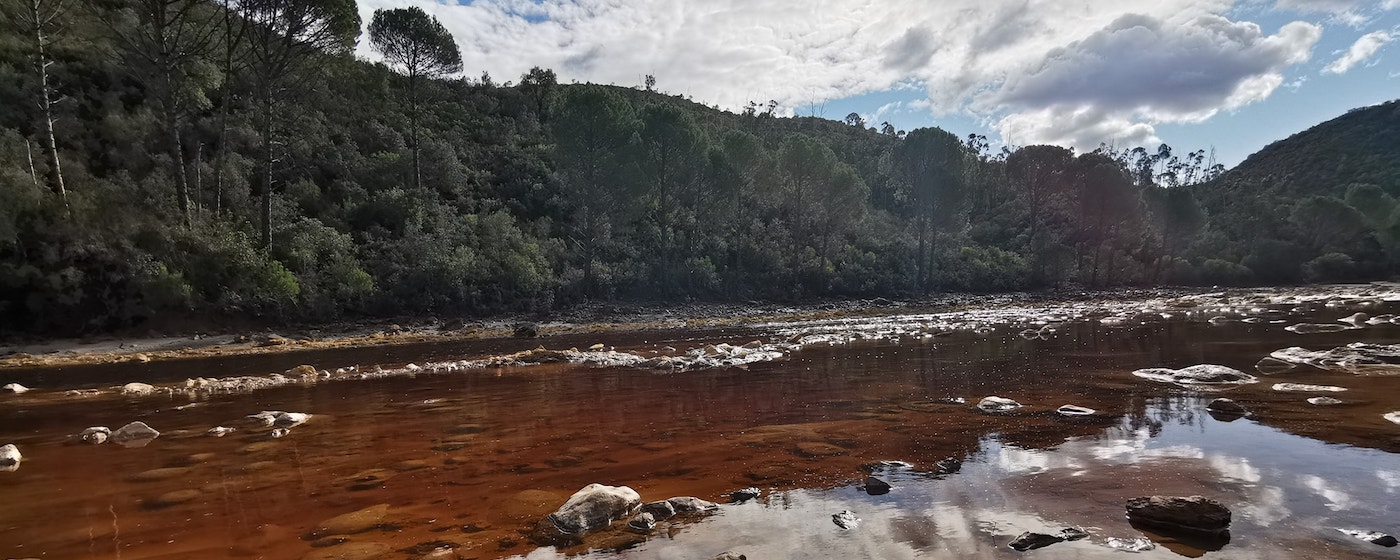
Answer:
top-left (3, 301), bottom-right (1400, 560)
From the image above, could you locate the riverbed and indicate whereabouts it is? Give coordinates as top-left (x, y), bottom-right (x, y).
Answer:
top-left (2, 287), bottom-right (1399, 559)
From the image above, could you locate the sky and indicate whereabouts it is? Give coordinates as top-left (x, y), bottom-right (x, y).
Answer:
top-left (355, 0), bottom-right (1400, 168)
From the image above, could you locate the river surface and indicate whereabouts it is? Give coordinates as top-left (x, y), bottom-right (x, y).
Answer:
top-left (3, 291), bottom-right (1400, 560)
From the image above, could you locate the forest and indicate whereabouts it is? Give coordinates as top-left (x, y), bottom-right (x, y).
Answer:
top-left (2, 0), bottom-right (1398, 335)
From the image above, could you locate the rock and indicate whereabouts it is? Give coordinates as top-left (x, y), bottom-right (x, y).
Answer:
top-left (207, 426), bottom-right (236, 437)
top-left (120, 382), bottom-right (159, 396)
top-left (712, 552), bottom-right (747, 560)
top-left (132, 353), bottom-right (152, 363)
top-left (310, 504), bottom-right (391, 537)
top-left (1339, 312), bottom-right (1369, 325)
top-left (1125, 496), bottom-right (1231, 536)
top-left (1285, 323), bottom-right (1349, 334)
top-left (1059, 527), bottom-right (1089, 541)
top-left (588, 343), bottom-right (605, 350)
top-left (545, 483), bottom-right (641, 536)
top-left (1272, 383), bottom-right (1347, 392)
top-left (1338, 529), bottom-right (1398, 547)
top-left (729, 487), bottom-right (761, 503)
top-left (1104, 537), bottom-right (1155, 552)
top-left (147, 489), bottom-right (201, 508)
top-left (1056, 405), bottom-right (1096, 416)
top-left (977, 396), bottom-right (1022, 412)
top-left (1385, 411), bottom-right (1400, 425)
top-left (300, 542), bottom-right (392, 560)
top-left (0, 443), bottom-right (21, 467)
top-left (286, 365), bottom-right (318, 378)
top-left (831, 510), bottom-right (860, 530)
top-left (111, 421), bottom-right (160, 447)
top-left (626, 512), bottom-right (656, 532)
top-left (862, 476), bottom-right (891, 495)
top-left (1255, 356), bottom-right (1297, 374)
top-left (1307, 396), bottom-right (1344, 406)
top-left (248, 410), bottom-right (312, 428)
top-left (640, 500), bottom-right (676, 520)
top-left (1132, 364), bottom-right (1258, 385)
top-left (666, 496), bottom-right (719, 513)
top-left (513, 323), bottom-right (538, 338)
top-left (1008, 532), bottom-right (1063, 551)
top-left (268, 428), bottom-right (291, 439)
top-left (78, 426), bottom-right (111, 445)
top-left (1205, 398), bottom-right (1248, 416)
top-left (418, 547), bottom-right (459, 560)
top-left (2, 383), bottom-right (29, 394)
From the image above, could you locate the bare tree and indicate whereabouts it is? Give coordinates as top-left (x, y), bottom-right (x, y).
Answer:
top-left (5, 0), bottom-right (71, 208)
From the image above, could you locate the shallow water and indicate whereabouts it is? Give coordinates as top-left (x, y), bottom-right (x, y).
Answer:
top-left (3, 297), bottom-right (1400, 560)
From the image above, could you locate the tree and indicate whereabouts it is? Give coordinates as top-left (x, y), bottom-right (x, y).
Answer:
top-left (880, 121), bottom-right (896, 136)
top-left (637, 103), bottom-right (707, 292)
top-left (894, 127), bottom-right (964, 292)
top-left (4, 0), bottom-right (71, 207)
top-left (235, 0), bottom-right (359, 249)
top-left (1005, 145), bottom-right (1074, 283)
top-left (519, 66), bottom-right (557, 119)
top-left (368, 6), bottom-right (462, 192)
top-left (107, 0), bottom-right (221, 227)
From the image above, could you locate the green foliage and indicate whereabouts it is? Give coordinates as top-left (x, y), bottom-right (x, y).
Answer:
top-left (1198, 259), bottom-right (1254, 286)
top-left (368, 7), bottom-right (463, 80)
top-left (1302, 252), bottom-right (1356, 283)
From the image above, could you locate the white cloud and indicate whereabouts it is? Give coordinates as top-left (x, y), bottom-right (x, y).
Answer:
top-left (1324, 30), bottom-right (1394, 73)
top-left (354, 0), bottom-right (1321, 151)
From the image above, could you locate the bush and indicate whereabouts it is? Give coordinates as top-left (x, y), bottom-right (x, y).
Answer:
top-left (1302, 252), bottom-right (1356, 283)
top-left (1198, 259), bottom-right (1254, 286)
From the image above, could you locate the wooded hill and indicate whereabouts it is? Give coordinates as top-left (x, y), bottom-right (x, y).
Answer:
top-left (1, 0), bottom-right (1396, 335)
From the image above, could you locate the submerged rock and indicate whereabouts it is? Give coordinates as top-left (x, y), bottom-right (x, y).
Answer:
top-left (1008, 532), bottom-right (1063, 551)
top-left (207, 426), bottom-right (236, 437)
top-left (1285, 323), bottom-right (1349, 334)
top-left (248, 411), bottom-right (313, 428)
top-left (1338, 529), bottom-right (1398, 547)
top-left (1255, 356), bottom-right (1297, 374)
top-left (310, 503), bottom-right (390, 537)
top-left (78, 426), bottom-right (111, 445)
top-left (977, 396), bottom-right (1022, 413)
top-left (1056, 405), bottom-right (1096, 416)
top-left (1059, 527), bottom-right (1090, 541)
top-left (2, 383), bottom-right (29, 394)
top-left (1104, 537), bottom-right (1156, 552)
top-left (545, 483), bottom-right (641, 536)
top-left (1307, 396), bottom-right (1345, 406)
top-left (111, 421), bottom-right (160, 447)
top-left (1206, 398), bottom-right (1248, 416)
top-left (120, 382), bottom-right (159, 396)
top-left (1132, 364), bottom-right (1258, 386)
top-left (1272, 383), bottom-right (1347, 392)
top-left (1269, 343), bottom-right (1400, 375)
top-left (1125, 496), bottom-right (1231, 536)
top-left (831, 510), bottom-right (859, 530)
top-left (639, 500), bottom-right (676, 520)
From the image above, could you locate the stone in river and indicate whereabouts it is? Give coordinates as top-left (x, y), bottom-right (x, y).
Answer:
top-left (1338, 529), bottom-right (1398, 547)
top-left (1285, 323), bottom-right (1348, 334)
top-left (1059, 527), bottom-right (1090, 541)
top-left (146, 489), bottom-right (201, 508)
top-left (831, 510), bottom-right (860, 530)
top-left (309, 503), bottom-right (391, 537)
top-left (207, 426), bottom-right (236, 437)
top-left (729, 487), bottom-right (761, 503)
top-left (1307, 396), bottom-right (1344, 406)
top-left (977, 396), bottom-right (1022, 412)
top-left (626, 512), bottom-right (656, 532)
top-left (1272, 383), bottom-right (1347, 392)
top-left (712, 552), bottom-right (747, 560)
top-left (667, 496), bottom-right (719, 513)
top-left (1206, 398), bottom-right (1248, 416)
top-left (1385, 411), bottom-right (1400, 425)
top-left (1104, 537), bottom-right (1155, 552)
top-left (640, 500), bottom-right (676, 520)
top-left (1132, 364), bottom-right (1258, 385)
top-left (1007, 532), bottom-right (1063, 551)
top-left (110, 421), bottom-right (160, 447)
top-left (299, 542), bottom-right (392, 560)
top-left (863, 476), bottom-right (892, 495)
top-left (120, 382), bottom-right (159, 396)
top-left (1125, 495), bottom-right (1231, 536)
top-left (1255, 356), bottom-right (1297, 374)
top-left (1, 383), bottom-right (29, 394)
top-left (544, 483), bottom-right (641, 536)
top-left (0, 444), bottom-right (21, 469)
top-left (1056, 405), bottom-right (1096, 416)
top-left (78, 426), bottom-right (111, 445)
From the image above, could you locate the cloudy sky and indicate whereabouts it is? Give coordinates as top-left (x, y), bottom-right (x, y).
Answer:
top-left (356, 0), bottom-right (1399, 167)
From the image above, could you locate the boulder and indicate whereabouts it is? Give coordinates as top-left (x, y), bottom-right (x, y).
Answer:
top-left (1338, 529), bottom-right (1398, 547)
top-left (1205, 398), bottom-right (1248, 416)
top-left (862, 476), bottom-right (891, 495)
top-left (111, 421), bottom-right (160, 447)
top-left (977, 396), bottom-right (1022, 413)
top-left (120, 382), bottom-right (159, 396)
top-left (1007, 532), bottom-right (1063, 551)
top-left (513, 323), bottom-right (539, 338)
top-left (78, 426), bottom-right (111, 445)
top-left (1125, 496), bottom-right (1231, 536)
top-left (545, 483), bottom-right (641, 536)
top-left (831, 510), bottom-right (859, 530)
top-left (1, 383), bottom-right (29, 394)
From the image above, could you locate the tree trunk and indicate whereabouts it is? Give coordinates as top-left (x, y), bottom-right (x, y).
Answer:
top-left (32, 0), bottom-right (66, 207)
top-left (168, 108), bottom-right (190, 228)
top-left (409, 73), bottom-right (420, 191)
top-left (25, 137), bottom-right (38, 188)
top-left (260, 94), bottom-right (273, 250)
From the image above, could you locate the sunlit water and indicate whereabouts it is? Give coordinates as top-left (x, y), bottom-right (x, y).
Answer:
top-left (2, 297), bottom-right (1399, 559)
